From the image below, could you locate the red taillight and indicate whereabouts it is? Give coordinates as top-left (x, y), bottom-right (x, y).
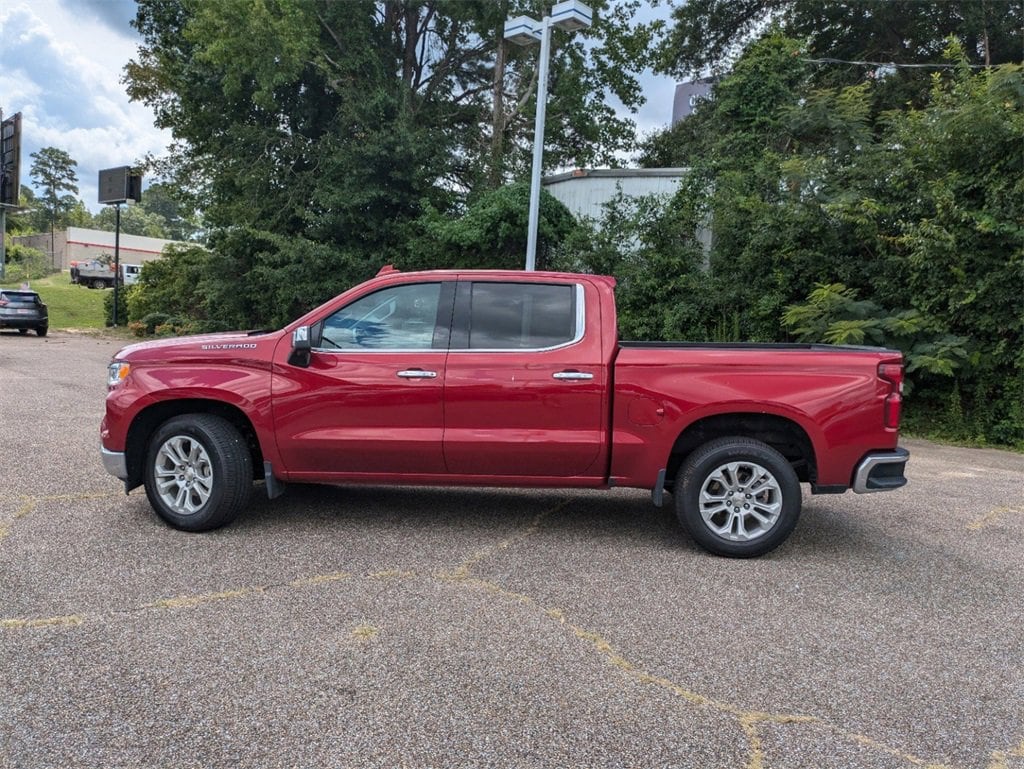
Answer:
top-left (878, 361), bottom-right (904, 428)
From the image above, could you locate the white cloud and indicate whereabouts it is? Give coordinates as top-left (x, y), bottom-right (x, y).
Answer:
top-left (0, 1), bottom-right (171, 212)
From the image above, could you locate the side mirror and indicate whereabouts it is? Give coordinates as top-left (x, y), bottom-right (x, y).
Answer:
top-left (288, 325), bottom-right (312, 368)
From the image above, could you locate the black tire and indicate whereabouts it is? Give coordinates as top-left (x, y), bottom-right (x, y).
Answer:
top-left (675, 437), bottom-right (800, 558)
top-left (18, 328), bottom-right (28, 335)
top-left (36, 326), bottom-right (47, 337)
top-left (92, 278), bottom-right (107, 289)
top-left (143, 414), bottom-right (253, 532)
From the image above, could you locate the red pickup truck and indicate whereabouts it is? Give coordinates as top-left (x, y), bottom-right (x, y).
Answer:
top-left (101, 267), bottom-right (908, 557)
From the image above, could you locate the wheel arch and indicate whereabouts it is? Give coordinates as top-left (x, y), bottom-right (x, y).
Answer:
top-left (664, 413), bottom-right (817, 491)
top-left (124, 399), bottom-right (265, 491)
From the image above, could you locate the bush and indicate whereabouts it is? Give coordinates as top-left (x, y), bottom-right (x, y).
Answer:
top-left (140, 312), bottom-right (171, 334)
top-left (103, 285), bottom-right (137, 327)
top-left (3, 241), bottom-right (50, 282)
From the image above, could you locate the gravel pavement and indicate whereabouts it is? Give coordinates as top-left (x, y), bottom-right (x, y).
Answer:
top-left (1, 329), bottom-right (1022, 768)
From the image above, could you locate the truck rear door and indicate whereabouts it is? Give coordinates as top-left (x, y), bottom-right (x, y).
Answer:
top-left (442, 278), bottom-right (608, 478)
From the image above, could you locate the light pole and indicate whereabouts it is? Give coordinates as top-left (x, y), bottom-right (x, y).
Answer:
top-left (504, 0), bottom-right (592, 271)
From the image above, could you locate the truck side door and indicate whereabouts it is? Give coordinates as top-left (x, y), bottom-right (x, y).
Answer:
top-left (273, 280), bottom-right (454, 478)
top-left (442, 278), bottom-right (608, 479)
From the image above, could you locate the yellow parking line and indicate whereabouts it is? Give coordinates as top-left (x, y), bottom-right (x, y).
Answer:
top-left (143, 587), bottom-right (263, 610)
top-left (0, 614), bottom-right (84, 629)
top-left (0, 492), bottom-right (1005, 767)
top-left (988, 739), bottom-right (1024, 769)
top-left (0, 491), bottom-right (120, 545)
top-left (449, 498), bottom-right (572, 579)
top-left (968, 506), bottom-right (1024, 530)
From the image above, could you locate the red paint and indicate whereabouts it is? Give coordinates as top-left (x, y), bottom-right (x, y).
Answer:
top-left (102, 269), bottom-right (905, 494)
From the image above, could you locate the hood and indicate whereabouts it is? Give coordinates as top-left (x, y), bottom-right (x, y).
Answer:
top-left (114, 329), bottom-right (281, 362)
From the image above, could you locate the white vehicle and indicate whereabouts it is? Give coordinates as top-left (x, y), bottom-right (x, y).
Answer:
top-left (70, 261), bottom-right (142, 289)
top-left (121, 264), bottom-right (142, 286)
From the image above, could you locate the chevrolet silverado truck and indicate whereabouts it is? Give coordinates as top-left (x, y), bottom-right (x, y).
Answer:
top-left (101, 267), bottom-right (909, 557)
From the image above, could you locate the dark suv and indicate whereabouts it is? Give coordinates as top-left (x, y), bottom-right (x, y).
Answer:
top-left (0, 290), bottom-right (49, 336)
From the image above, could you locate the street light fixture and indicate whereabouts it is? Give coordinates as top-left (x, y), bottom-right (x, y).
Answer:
top-left (503, 0), bottom-right (592, 271)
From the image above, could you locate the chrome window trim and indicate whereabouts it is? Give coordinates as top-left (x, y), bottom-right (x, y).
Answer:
top-left (312, 283), bottom-right (586, 355)
top-left (458, 283), bottom-right (585, 354)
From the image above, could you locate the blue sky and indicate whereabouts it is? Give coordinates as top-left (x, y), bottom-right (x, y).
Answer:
top-left (1, 0), bottom-right (678, 214)
top-left (1, 0), bottom-right (171, 211)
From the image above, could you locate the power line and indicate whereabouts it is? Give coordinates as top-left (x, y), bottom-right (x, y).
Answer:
top-left (801, 57), bottom-right (995, 69)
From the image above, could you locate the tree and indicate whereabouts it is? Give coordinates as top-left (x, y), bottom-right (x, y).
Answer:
top-left (634, 34), bottom-right (1023, 445)
top-left (29, 147), bottom-right (79, 266)
top-left (403, 182), bottom-right (578, 271)
top-left (134, 181), bottom-right (202, 241)
top-left (658, 0), bottom-right (1024, 109)
top-left (92, 204), bottom-right (171, 239)
top-left (4, 185), bottom-right (38, 235)
top-left (124, 0), bottom-right (660, 242)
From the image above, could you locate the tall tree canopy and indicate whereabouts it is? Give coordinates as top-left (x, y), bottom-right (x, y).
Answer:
top-left (658, 0), bottom-right (1024, 107)
top-left (28, 147), bottom-right (80, 236)
top-left (124, 0), bottom-right (660, 249)
top-left (660, 0), bottom-right (1024, 77)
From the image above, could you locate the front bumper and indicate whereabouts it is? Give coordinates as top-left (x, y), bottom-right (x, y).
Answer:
top-left (852, 448), bottom-right (910, 493)
top-left (101, 445), bottom-right (128, 481)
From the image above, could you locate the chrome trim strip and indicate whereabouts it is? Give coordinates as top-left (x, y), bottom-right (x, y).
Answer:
top-left (101, 446), bottom-right (128, 481)
top-left (852, 449), bottom-right (909, 493)
top-left (313, 283), bottom-right (587, 355)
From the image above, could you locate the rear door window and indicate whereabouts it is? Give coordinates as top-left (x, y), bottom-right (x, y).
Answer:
top-left (466, 283), bottom-right (578, 350)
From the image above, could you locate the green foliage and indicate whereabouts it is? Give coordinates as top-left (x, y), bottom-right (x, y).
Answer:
top-left (91, 204), bottom-right (171, 239)
top-left (782, 282), bottom-right (970, 394)
top-left (103, 285), bottom-right (137, 327)
top-left (126, 0), bottom-right (659, 236)
top-left (124, 245), bottom-right (214, 327)
top-left (204, 228), bottom-right (371, 329)
top-left (403, 183), bottom-right (578, 272)
top-left (3, 241), bottom-right (50, 282)
top-left (658, 0), bottom-right (1023, 109)
top-left (632, 35), bottom-right (1023, 445)
top-left (559, 186), bottom-right (714, 341)
top-left (28, 147), bottom-right (80, 236)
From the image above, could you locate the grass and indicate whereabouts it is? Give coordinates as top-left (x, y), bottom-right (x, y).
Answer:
top-left (1, 271), bottom-right (107, 330)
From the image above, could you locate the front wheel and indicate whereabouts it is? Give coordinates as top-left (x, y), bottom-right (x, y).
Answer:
top-left (143, 414), bottom-right (253, 532)
top-left (675, 437), bottom-right (800, 558)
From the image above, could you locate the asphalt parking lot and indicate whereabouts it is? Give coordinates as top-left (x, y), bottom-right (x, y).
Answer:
top-left (1, 329), bottom-right (1022, 769)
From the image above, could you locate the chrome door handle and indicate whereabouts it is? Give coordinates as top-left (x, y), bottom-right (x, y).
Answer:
top-left (553, 371), bottom-right (594, 380)
top-left (397, 370), bottom-right (438, 379)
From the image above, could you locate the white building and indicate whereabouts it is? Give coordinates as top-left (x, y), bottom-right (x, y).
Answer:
top-left (543, 167), bottom-right (687, 219)
top-left (542, 167), bottom-right (711, 256)
top-left (13, 227), bottom-right (182, 270)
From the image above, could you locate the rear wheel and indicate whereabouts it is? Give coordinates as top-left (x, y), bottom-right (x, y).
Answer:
top-left (18, 328), bottom-right (28, 335)
top-left (143, 414), bottom-right (253, 532)
top-left (36, 326), bottom-right (47, 337)
top-left (675, 437), bottom-right (800, 558)
top-left (92, 278), bottom-right (107, 289)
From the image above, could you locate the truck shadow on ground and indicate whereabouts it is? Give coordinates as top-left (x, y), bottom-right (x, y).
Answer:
top-left (236, 482), bottom-right (691, 545)
top-left (228, 482), bottom-right (892, 560)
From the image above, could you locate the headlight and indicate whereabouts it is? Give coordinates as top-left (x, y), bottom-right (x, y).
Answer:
top-left (107, 361), bottom-right (131, 387)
